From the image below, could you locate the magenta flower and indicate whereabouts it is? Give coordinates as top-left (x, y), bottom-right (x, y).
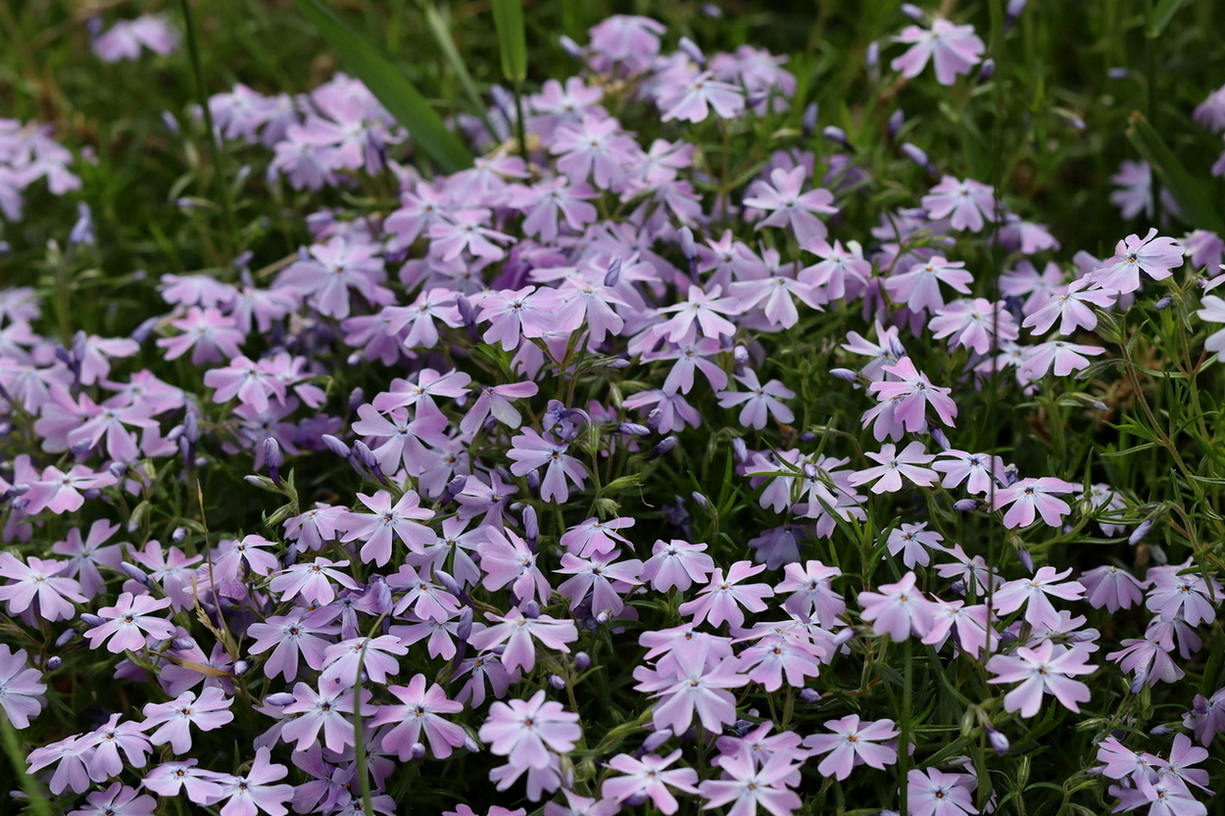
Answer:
top-left (986, 640), bottom-right (1095, 716)
top-left (602, 750), bottom-right (698, 814)
top-left (479, 689), bottom-right (581, 770)
top-left (742, 166), bottom-right (838, 246)
top-left (371, 674), bottom-right (467, 759)
top-left (991, 477), bottom-right (1078, 528)
top-left (213, 748), bottom-right (295, 816)
top-left (142, 687), bottom-right (236, 754)
top-left (84, 592), bottom-right (176, 653)
top-left (921, 175), bottom-right (997, 232)
top-left (679, 560), bottom-right (775, 629)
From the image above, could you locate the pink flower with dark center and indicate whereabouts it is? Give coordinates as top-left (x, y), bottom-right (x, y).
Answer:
top-left (142, 687), bottom-right (235, 754)
top-left (679, 560), bottom-right (775, 629)
top-left (601, 750), bottom-right (699, 815)
top-left (742, 166), bottom-right (838, 246)
top-left (337, 489), bottom-right (435, 567)
top-left (986, 640), bottom-right (1095, 716)
top-left (858, 571), bottom-right (935, 641)
top-left (907, 767), bottom-right (979, 816)
top-left (992, 477), bottom-right (1078, 528)
top-left (803, 715), bottom-right (899, 780)
top-left (921, 175), bottom-right (997, 232)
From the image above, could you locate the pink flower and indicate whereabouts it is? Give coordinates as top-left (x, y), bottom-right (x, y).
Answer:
top-left (1022, 279), bottom-right (1117, 336)
top-left (698, 750), bottom-right (802, 816)
top-left (846, 442), bottom-right (938, 494)
top-left (884, 256), bottom-right (973, 313)
top-left (84, 592), bottom-right (176, 653)
top-left (992, 566), bottom-right (1085, 629)
top-left (468, 608), bottom-right (578, 674)
top-left (1080, 565), bottom-right (1146, 613)
top-left (602, 750), bottom-right (699, 814)
top-left (803, 715), bottom-right (898, 780)
top-left (507, 429), bottom-right (588, 503)
top-left (929, 298), bottom-right (1018, 355)
top-left (991, 477), bottom-right (1078, 528)
top-left (0, 553), bottom-right (86, 622)
top-left (371, 674), bottom-right (467, 759)
top-left (986, 640), bottom-right (1095, 716)
top-left (658, 69), bottom-right (746, 123)
top-left (717, 368), bottom-right (796, 430)
top-left (142, 687), bottom-right (235, 754)
top-left (921, 175), bottom-right (997, 232)
top-left (679, 561), bottom-right (775, 629)
top-left (337, 489), bottom-right (435, 567)
top-left (478, 690), bottom-right (581, 770)
top-left (656, 285), bottom-right (744, 345)
top-left (857, 571), bottom-right (935, 641)
top-left (1087, 228), bottom-right (1183, 295)
top-left (642, 539), bottom-right (717, 592)
top-left (743, 166), bottom-right (838, 246)
top-left (213, 748), bottom-right (295, 816)
top-left (907, 768), bottom-right (979, 816)
top-left (891, 18), bottom-right (985, 85)
top-left (0, 645), bottom-right (46, 728)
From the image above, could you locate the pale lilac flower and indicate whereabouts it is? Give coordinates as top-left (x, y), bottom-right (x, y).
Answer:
top-left (93, 14), bottom-right (179, 61)
top-left (921, 176), bottom-right (996, 232)
top-left (986, 641), bottom-right (1094, 716)
top-left (479, 689), bottom-right (581, 769)
top-left (743, 166), bottom-right (838, 246)
top-left (1146, 563), bottom-right (1220, 626)
top-left (884, 256), bottom-right (973, 313)
top-left (460, 380), bottom-right (539, 434)
top-left (69, 783), bottom-right (157, 816)
top-left (637, 650), bottom-right (748, 735)
top-left (992, 567), bottom-right (1085, 628)
top-left (337, 489), bottom-right (435, 567)
top-left (867, 357), bottom-right (958, 435)
top-left (885, 522), bottom-right (945, 569)
top-left (717, 369), bottom-right (796, 429)
top-left (858, 571), bottom-right (935, 641)
top-left (1079, 565), bottom-right (1146, 613)
top-left (268, 557), bottom-right (360, 605)
top-left (679, 561), bottom-right (775, 629)
top-left (658, 69), bottom-right (746, 123)
top-left (991, 477), bottom-right (1078, 528)
top-left (1087, 228), bottom-right (1183, 295)
top-left (245, 609), bottom-right (339, 681)
top-left (599, 750), bottom-right (695, 814)
top-left (142, 687), bottom-right (236, 754)
top-left (933, 450), bottom-right (1007, 496)
top-left (907, 768), bottom-right (979, 816)
top-left (281, 679), bottom-right (371, 753)
top-left (371, 674), bottom-right (467, 759)
top-left (846, 442), bottom-right (938, 494)
top-left (775, 560), bottom-right (845, 627)
top-left (0, 644), bottom-right (45, 727)
top-left (319, 634), bottom-right (408, 686)
top-left (213, 747), bottom-right (295, 816)
top-left (929, 298), bottom-right (1018, 355)
top-left (556, 550), bottom-right (643, 616)
top-left (141, 760), bottom-right (228, 804)
top-left (803, 715), bottom-right (898, 780)
top-left (891, 18), bottom-right (985, 85)
top-left (1022, 279), bottom-right (1117, 335)
top-left (1017, 340), bottom-right (1105, 380)
top-left (469, 608), bottom-right (578, 673)
top-left (656, 285), bottom-right (743, 345)
top-left (1196, 294), bottom-right (1225, 352)
top-left (642, 539), bottom-right (717, 592)
top-left (507, 429), bottom-right (588, 503)
top-left (0, 553), bottom-right (86, 622)
top-left (698, 750), bottom-right (802, 816)
top-left (84, 592), bottom-right (176, 653)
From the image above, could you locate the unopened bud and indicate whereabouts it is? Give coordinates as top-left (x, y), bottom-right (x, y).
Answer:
top-left (953, 499), bottom-right (981, 511)
top-left (618, 423), bottom-right (650, 436)
top-left (558, 34), bottom-right (583, 60)
top-left (1016, 548), bottom-right (1035, 573)
top-left (822, 126), bottom-right (851, 149)
top-left (986, 727), bottom-right (1010, 755)
top-left (521, 600), bottom-right (541, 619)
top-left (802, 103), bottom-right (819, 137)
top-left (678, 228), bottom-right (696, 262)
top-left (865, 41), bottom-right (880, 69)
top-left (44, 656), bottom-right (62, 671)
top-left (604, 257), bottom-right (623, 288)
top-left (830, 367), bottom-right (859, 382)
top-left (677, 36), bottom-right (705, 67)
top-left (322, 434), bottom-right (351, 459)
top-left (172, 527), bottom-right (188, 543)
top-left (119, 563), bottom-right (150, 585)
top-left (1154, 296), bottom-right (1172, 311)
top-left (888, 109), bottom-right (905, 139)
top-left (1128, 519), bottom-right (1154, 546)
top-left (900, 4), bottom-right (924, 21)
top-left (108, 462), bottom-right (129, 479)
top-left (733, 345), bottom-right (749, 365)
top-left (798, 688), bottom-right (822, 703)
top-left (731, 437), bottom-right (749, 464)
top-left (80, 613), bottom-right (105, 628)
top-left (456, 607), bottom-right (474, 642)
top-left (233, 660), bottom-right (250, 676)
top-left (574, 652), bottom-right (591, 671)
top-left (264, 692), bottom-right (297, 707)
top-left (548, 674), bottom-right (567, 690)
top-left (650, 436), bottom-right (677, 460)
top-left (642, 728), bottom-right (673, 753)
top-left (55, 628), bottom-right (79, 648)
top-left (977, 59), bottom-right (996, 83)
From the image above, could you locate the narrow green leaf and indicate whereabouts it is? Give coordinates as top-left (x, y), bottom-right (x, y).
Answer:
top-left (421, 0), bottom-right (498, 140)
top-left (1148, 0), bottom-right (1187, 37)
top-left (295, 0), bottom-right (471, 172)
top-left (491, 0), bottom-right (528, 82)
top-left (1126, 111), bottom-right (1225, 233)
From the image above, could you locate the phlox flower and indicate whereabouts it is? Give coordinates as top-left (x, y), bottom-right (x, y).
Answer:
top-left (555, 550), bottom-right (643, 616)
top-left (775, 560), bottom-right (845, 627)
top-left (0, 644), bottom-right (45, 728)
top-left (0, 553), bottom-right (86, 622)
top-left (921, 176), bottom-right (996, 232)
top-left (734, 621), bottom-right (827, 691)
top-left (929, 298), bottom-right (1018, 355)
top-left (84, 591), bottom-right (176, 653)
top-left (1079, 565), bottom-right (1146, 613)
top-left (991, 477), bottom-right (1078, 528)
top-left (867, 357), bottom-right (958, 434)
top-left (78, 714), bottom-right (152, 781)
top-left (93, 14), bottom-right (180, 62)
top-left (638, 650), bottom-right (749, 735)
top-left (742, 166), bottom-right (838, 246)
top-left (560, 516), bottom-right (636, 558)
top-left (679, 560), bottom-right (775, 629)
top-left (142, 687), bottom-right (236, 754)
top-left (1022, 279), bottom-right (1117, 336)
top-left (468, 607), bottom-right (578, 673)
top-left (588, 14), bottom-right (666, 74)
top-left (479, 689), bottom-right (581, 770)
top-left (885, 522), bottom-right (945, 569)
top-left (371, 674), bottom-right (467, 759)
top-left (642, 538), bottom-right (716, 592)
top-left (157, 307), bottom-right (246, 365)
top-left (281, 679), bottom-right (371, 753)
top-left (52, 519), bottom-right (123, 596)
top-left (213, 748), bottom-right (295, 816)
top-left (1197, 294), bottom-right (1225, 352)
top-left (319, 634), bottom-right (408, 686)
top-left (698, 750), bottom-right (802, 816)
top-left (21, 463), bottom-right (118, 515)
top-left (68, 783), bottom-right (157, 816)
top-left (245, 609), bottom-right (338, 681)
top-left (1106, 634), bottom-right (1185, 691)
top-left (601, 750), bottom-right (699, 815)
top-left (657, 69), bottom-right (746, 123)
top-left (858, 572), bottom-right (935, 641)
top-left (717, 369), bottom-right (796, 429)
top-left (992, 566), bottom-right (1085, 629)
top-left (891, 18), bottom-right (985, 85)
top-left (477, 526), bottom-right (551, 603)
top-left (1145, 563), bottom-right (1220, 626)
top-left (542, 790), bottom-right (620, 816)
top-left (203, 355), bottom-right (287, 413)
top-left (1017, 339), bottom-right (1105, 380)
top-left (884, 256), bottom-right (973, 313)
top-left (846, 442), bottom-right (938, 494)
top-left (337, 489), bottom-right (435, 567)
top-left (1086, 228), bottom-right (1183, 295)
top-left (141, 760), bottom-right (229, 804)
top-left (655, 285), bottom-right (743, 345)
top-left (803, 715), bottom-right (898, 780)
top-left (268, 557), bottom-right (360, 605)
top-left (507, 429), bottom-right (587, 503)
top-left (550, 113), bottom-right (642, 190)
top-left (907, 768), bottom-right (979, 816)
top-left (986, 640), bottom-right (1094, 716)
top-left (933, 449), bottom-right (1007, 496)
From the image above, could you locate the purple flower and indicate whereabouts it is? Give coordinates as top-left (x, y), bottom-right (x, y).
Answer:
top-left (921, 175), bottom-right (997, 232)
top-left (891, 18), bottom-right (985, 85)
top-left (84, 591), bottom-right (176, 653)
top-left (698, 749), bottom-right (802, 816)
top-left (69, 783), bottom-right (157, 816)
top-left (507, 428), bottom-right (588, 503)
top-left (0, 552), bottom-right (86, 622)
top-left (986, 640), bottom-right (1094, 716)
top-left (991, 477), bottom-right (1078, 528)
top-left (468, 608), bottom-right (578, 673)
top-left (478, 689), bottom-right (581, 769)
top-left (337, 489), bottom-right (435, 567)
top-left (716, 369), bottom-right (796, 430)
top-left (371, 674), bottom-right (467, 759)
top-left (742, 166), bottom-right (837, 246)
top-left (142, 687), bottom-right (236, 754)
top-left (1087, 228), bottom-right (1183, 295)
top-left (857, 571), bottom-right (935, 641)
top-left (642, 538), bottom-right (717, 592)
top-left (992, 566), bottom-right (1085, 628)
top-left (0, 644), bottom-right (45, 727)
top-left (907, 768), bottom-right (979, 816)
top-left (846, 442), bottom-right (938, 494)
top-left (601, 750), bottom-right (699, 814)
top-left (678, 560), bottom-right (775, 629)
top-left (803, 715), bottom-right (898, 780)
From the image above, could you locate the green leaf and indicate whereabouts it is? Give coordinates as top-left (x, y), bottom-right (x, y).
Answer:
top-left (491, 0), bottom-right (528, 82)
top-left (1126, 111), bottom-right (1225, 233)
top-left (295, 0), bottom-right (471, 173)
top-left (1149, 0), bottom-right (1188, 37)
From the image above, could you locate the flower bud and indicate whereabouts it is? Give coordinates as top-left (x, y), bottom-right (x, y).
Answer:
top-left (108, 462), bottom-right (129, 479)
top-left (733, 345), bottom-right (749, 365)
top-left (521, 600), bottom-right (541, 619)
top-left (456, 607), bottom-right (474, 642)
top-left (171, 637), bottom-right (196, 652)
top-left (80, 613), bottom-right (105, 628)
top-left (1154, 296), bottom-right (1172, 311)
top-left (865, 41), bottom-right (880, 69)
top-left (408, 742), bottom-right (427, 761)
top-left (264, 692), bottom-right (297, 707)
top-left (731, 437), bottom-right (749, 464)
top-left (701, 3), bottom-right (722, 18)
top-left (650, 436), bottom-right (677, 460)
top-left (986, 727), bottom-right (1010, 755)
top-left (1128, 519), bottom-right (1154, 546)
top-left (119, 562), bottom-right (150, 585)
top-left (900, 4), bottom-right (924, 21)
top-left (977, 58), bottom-right (996, 83)
top-left (678, 36), bottom-right (706, 67)
top-left (798, 688), bottom-right (822, 703)
top-left (953, 499), bottom-right (981, 511)
top-left (44, 656), bottom-right (63, 671)
top-left (642, 728), bottom-right (673, 753)
top-left (822, 126), bottom-right (851, 149)
top-left (574, 652), bottom-right (591, 672)
top-left (55, 628), bottom-right (79, 648)
top-left (830, 367), bottom-right (859, 382)
top-left (233, 660), bottom-right (250, 676)
top-left (548, 674), bottom-right (567, 690)
top-left (618, 423), bottom-right (650, 436)
top-left (691, 492), bottom-right (710, 510)
top-left (322, 434), bottom-right (351, 459)
top-left (1016, 548), bottom-right (1035, 573)
top-left (888, 109), bottom-right (905, 139)
top-left (604, 256), bottom-right (623, 288)
top-left (172, 527), bottom-right (188, 543)
top-left (558, 34), bottom-right (583, 60)
top-left (802, 103), bottom-right (819, 137)
top-left (929, 426), bottom-right (951, 451)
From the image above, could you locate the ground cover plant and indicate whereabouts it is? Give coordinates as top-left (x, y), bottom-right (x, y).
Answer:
top-left (2, 0), bottom-right (1225, 814)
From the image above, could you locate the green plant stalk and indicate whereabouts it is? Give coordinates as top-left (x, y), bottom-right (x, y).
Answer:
top-left (420, 0), bottom-right (499, 141)
top-left (177, 0), bottom-right (239, 259)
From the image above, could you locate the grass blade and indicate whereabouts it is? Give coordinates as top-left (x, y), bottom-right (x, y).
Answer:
top-left (491, 0), bottom-right (528, 82)
top-left (420, 0), bottom-right (498, 140)
top-left (295, 0), bottom-right (471, 173)
top-left (1149, 0), bottom-right (1188, 37)
top-left (1126, 111), bottom-right (1225, 234)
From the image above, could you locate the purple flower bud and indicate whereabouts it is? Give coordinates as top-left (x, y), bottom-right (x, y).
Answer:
top-left (54, 628), bottom-right (78, 648)
top-left (408, 742), bottom-right (427, 761)
top-left (830, 367), bottom-right (859, 382)
top-left (830, 628), bottom-right (856, 647)
top-left (929, 426), bottom-right (951, 451)
top-left (69, 203), bottom-right (95, 246)
top-left (108, 462), bottom-right (129, 479)
top-left (888, 109), bottom-right (905, 139)
top-left (802, 103), bottom-right (819, 137)
top-left (595, 610), bottom-right (611, 625)
top-left (678, 227), bottom-right (697, 262)
top-left (1005, 0), bottom-right (1027, 27)
top-left (44, 656), bottom-right (62, 671)
top-left (525, 469), bottom-right (540, 491)
top-left (866, 41), bottom-right (880, 69)
top-left (678, 36), bottom-right (706, 67)
top-left (1149, 544), bottom-right (1168, 565)
top-left (456, 295), bottom-right (478, 330)
top-left (701, 3), bottom-right (722, 18)
top-left (265, 692), bottom-right (297, 707)
top-left (798, 688), bottom-right (822, 703)
top-left (977, 58), bottom-right (996, 83)
top-left (183, 411), bottom-right (199, 444)
top-left (119, 562), bottom-right (150, 585)
top-left (733, 345), bottom-right (749, 365)
top-left (650, 436), bottom-right (677, 460)
top-left (348, 388), bottom-right (365, 414)
top-left (606, 357), bottom-right (632, 369)
top-left (1090, 400), bottom-right (1109, 411)
top-left (574, 652), bottom-right (591, 671)
top-left (345, 352), bottom-right (362, 367)
top-left (1016, 548), bottom-right (1035, 573)
top-left (646, 407), bottom-right (664, 433)
top-left (900, 3), bottom-right (924, 21)
top-left (604, 256), bottom-right (623, 287)
top-left (351, 440), bottom-right (379, 471)
top-left (986, 727), bottom-right (1010, 755)
top-left (171, 637), bottom-right (195, 651)
top-left (799, 432), bottom-right (817, 443)
top-left (435, 569), bottom-right (464, 600)
top-left (822, 126), bottom-right (851, 148)
top-left (1001, 464), bottom-right (1020, 487)
top-left (80, 613), bottom-right (105, 628)
top-left (558, 34), bottom-right (583, 59)
top-left (463, 735), bottom-right (481, 753)
top-left (624, 793), bottom-right (648, 808)
top-left (69, 439), bottom-right (93, 458)
top-left (1155, 296), bottom-right (1172, 311)
top-left (548, 674), bottom-right (567, 690)
top-left (953, 499), bottom-right (982, 511)
top-left (322, 434), bottom-right (351, 459)
top-left (1128, 519), bottom-right (1154, 546)
top-left (522, 505), bottom-right (539, 546)
top-left (642, 728), bottom-right (673, 753)
top-left (618, 423), bottom-right (651, 436)
top-left (1151, 724), bottom-right (1174, 736)
top-left (731, 437), bottom-right (749, 464)
top-left (901, 142), bottom-right (930, 170)
top-left (262, 438), bottom-right (284, 486)
top-left (1108, 67), bottom-right (1131, 80)
top-left (691, 492), bottom-right (710, 510)
top-left (521, 600), bottom-right (541, 619)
